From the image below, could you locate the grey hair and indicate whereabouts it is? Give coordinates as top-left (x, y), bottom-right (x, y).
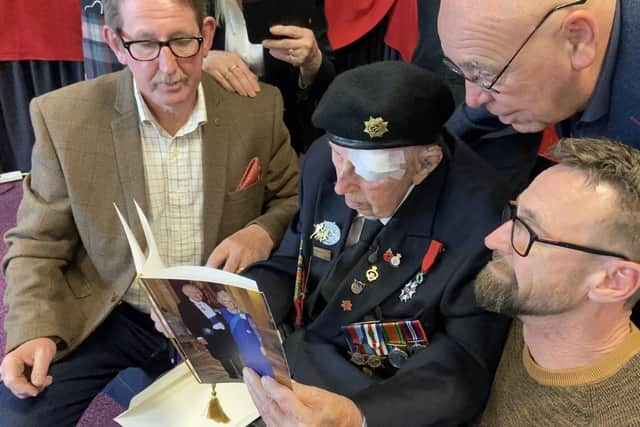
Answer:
top-left (405, 133), bottom-right (446, 172)
top-left (103, 0), bottom-right (207, 30)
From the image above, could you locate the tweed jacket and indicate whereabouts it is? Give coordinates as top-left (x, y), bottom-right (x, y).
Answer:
top-left (2, 69), bottom-right (299, 358)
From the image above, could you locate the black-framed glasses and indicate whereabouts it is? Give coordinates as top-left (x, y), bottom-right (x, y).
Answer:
top-left (118, 33), bottom-right (204, 61)
top-left (443, 0), bottom-right (587, 94)
top-left (502, 202), bottom-right (630, 260)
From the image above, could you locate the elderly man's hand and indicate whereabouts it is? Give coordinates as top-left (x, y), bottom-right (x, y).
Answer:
top-left (206, 224), bottom-right (274, 273)
top-left (263, 25), bottom-right (323, 85)
top-left (0, 337), bottom-right (56, 399)
top-left (203, 51), bottom-right (261, 97)
top-left (244, 368), bottom-right (364, 427)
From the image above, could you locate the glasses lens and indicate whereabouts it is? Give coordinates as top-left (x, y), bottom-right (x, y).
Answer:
top-left (443, 57), bottom-right (465, 77)
top-left (129, 41), bottom-right (160, 61)
top-left (501, 204), bottom-right (515, 224)
top-left (511, 218), bottom-right (530, 256)
top-left (169, 38), bottom-right (201, 58)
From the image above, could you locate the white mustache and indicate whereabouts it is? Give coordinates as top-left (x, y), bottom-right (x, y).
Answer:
top-left (151, 73), bottom-right (188, 87)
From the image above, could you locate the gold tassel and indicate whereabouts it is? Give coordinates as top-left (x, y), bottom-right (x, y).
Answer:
top-left (207, 384), bottom-right (230, 423)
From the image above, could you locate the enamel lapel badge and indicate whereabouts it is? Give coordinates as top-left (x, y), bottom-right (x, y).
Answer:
top-left (310, 221), bottom-right (341, 246)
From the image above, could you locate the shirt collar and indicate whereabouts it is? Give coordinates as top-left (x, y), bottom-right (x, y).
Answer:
top-left (576, 0), bottom-right (620, 123)
top-left (132, 79), bottom-right (208, 136)
top-left (363, 184), bottom-right (414, 225)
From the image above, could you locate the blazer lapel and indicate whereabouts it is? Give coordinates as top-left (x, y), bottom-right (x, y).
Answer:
top-left (111, 70), bottom-right (148, 249)
top-left (309, 178), bottom-right (354, 258)
top-left (201, 75), bottom-right (229, 258)
top-left (304, 178), bottom-right (355, 313)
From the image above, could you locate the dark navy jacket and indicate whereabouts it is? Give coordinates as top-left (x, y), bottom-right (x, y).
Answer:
top-left (245, 134), bottom-right (511, 426)
top-left (448, 0), bottom-right (640, 147)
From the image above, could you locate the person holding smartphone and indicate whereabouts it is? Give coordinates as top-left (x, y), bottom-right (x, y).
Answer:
top-left (204, 0), bottom-right (335, 154)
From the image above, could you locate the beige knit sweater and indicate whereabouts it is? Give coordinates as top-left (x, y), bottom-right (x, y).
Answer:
top-left (476, 321), bottom-right (640, 427)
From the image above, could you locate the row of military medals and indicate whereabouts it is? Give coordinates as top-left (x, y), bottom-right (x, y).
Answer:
top-left (346, 239), bottom-right (443, 373)
top-left (311, 221), bottom-right (436, 373)
top-left (344, 320), bottom-right (429, 373)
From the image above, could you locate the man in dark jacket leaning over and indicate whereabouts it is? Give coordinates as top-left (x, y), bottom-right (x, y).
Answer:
top-left (241, 61), bottom-right (512, 427)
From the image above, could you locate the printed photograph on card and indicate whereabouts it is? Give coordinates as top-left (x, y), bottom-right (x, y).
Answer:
top-left (140, 278), bottom-right (291, 386)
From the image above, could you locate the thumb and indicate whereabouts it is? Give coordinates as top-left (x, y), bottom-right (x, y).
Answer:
top-left (206, 244), bottom-right (229, 268)
top-left (30, 346), bottom-right (54, 388)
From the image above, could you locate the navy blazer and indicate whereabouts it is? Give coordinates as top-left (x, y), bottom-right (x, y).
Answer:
top-left (245, 133), bottom-right (512, 426)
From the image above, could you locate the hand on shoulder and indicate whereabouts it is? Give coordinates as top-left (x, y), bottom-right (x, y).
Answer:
top-left (203, 50), bottom-right (261, 97)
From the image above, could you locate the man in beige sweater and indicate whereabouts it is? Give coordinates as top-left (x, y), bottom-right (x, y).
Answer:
top-left (474, 137), bottom-right (640, 426)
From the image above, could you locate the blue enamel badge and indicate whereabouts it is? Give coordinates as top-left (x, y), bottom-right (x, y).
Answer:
top-left (310, 221), bottom-right (341, 246)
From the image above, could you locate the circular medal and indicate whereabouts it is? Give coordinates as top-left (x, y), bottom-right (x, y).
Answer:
top-left (409, 343), bottom-right (427, 355)
top-left (390, 254), bottom-right (402, 267)
top-left (366, 354), bottom-right (383, 369)
top-left (323, 221), bottom-right (341, 245)
top-left (388, 347), bottom-right (409, 368)
top-left (351, 279), bottom-right (366, 295)
top-left (350, 352), bottom-right (367, 366)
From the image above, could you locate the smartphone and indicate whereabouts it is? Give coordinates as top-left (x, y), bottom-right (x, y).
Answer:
top-left (243, 0), bottom-right (314, 44)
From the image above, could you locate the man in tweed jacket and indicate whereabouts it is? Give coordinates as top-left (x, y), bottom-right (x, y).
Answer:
top-left (0, 0), bottom-right (298, 425)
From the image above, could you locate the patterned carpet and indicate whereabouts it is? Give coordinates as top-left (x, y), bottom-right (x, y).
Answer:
top-left (0, 180), bottom-right (124, 426)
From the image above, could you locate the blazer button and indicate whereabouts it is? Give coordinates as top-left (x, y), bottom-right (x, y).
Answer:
top-left (213, 118), bottom-right (221, 126)
top-left (110, 293), bottom-right (119, 303)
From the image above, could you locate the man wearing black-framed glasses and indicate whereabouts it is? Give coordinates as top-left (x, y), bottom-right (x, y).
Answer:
top-left (0, 0), bottom-right (300, 425)
top-left (473, 137), bottom-right (640, 425)
top-left (438, 0), bottom-right (640, 151)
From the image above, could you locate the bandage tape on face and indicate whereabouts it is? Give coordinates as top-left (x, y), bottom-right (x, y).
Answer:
top-left (346, 148), bottom-right (407, 182)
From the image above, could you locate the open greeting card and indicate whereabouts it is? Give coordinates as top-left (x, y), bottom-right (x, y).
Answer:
top-left (113, 202), bottom-right (290, 426)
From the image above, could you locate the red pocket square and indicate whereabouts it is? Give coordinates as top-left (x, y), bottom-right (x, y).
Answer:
top-left (235, 156), bottom-right (262, 191)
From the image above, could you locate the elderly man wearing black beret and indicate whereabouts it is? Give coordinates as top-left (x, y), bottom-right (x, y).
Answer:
top-left (242, 61), bottom-right (511, 426)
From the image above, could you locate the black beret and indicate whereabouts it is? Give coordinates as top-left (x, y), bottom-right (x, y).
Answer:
top-left (312, 61), bottom-right (455, 149)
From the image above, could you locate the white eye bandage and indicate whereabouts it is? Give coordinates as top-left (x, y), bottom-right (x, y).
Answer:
top-left (346, 148), bottom-right (407, 182)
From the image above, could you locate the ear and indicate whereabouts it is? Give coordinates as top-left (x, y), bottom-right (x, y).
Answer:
top-left (560, 11), bottom-right (597, 71)
top-left (201, 16), bottom-right (216, 54)
top-left (102, 25), bottom-right (129, 66)
top-left (587, 260), bottom-right (640, 304)
top-left (412, 145), bottom-right (443, 185)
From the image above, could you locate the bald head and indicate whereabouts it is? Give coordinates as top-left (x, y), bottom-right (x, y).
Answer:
top-left (438, 0), bottom-right (614, 133)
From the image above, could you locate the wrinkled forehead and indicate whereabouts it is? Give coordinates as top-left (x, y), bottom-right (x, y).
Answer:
top-left (438, 0), bottom-right (539, 65)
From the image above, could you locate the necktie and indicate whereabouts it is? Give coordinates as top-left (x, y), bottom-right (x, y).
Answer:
top-left (317, 218), bottom-right (383, 307)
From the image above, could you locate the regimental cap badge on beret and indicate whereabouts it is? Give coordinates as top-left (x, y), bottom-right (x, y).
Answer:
top-left (363, 116), bottom-right (389, 139)
top-left (312, 61), bottom-right (455, 149)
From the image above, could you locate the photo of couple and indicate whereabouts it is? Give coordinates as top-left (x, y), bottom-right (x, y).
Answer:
top-left (142, 278), bottom-right (289, 386)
